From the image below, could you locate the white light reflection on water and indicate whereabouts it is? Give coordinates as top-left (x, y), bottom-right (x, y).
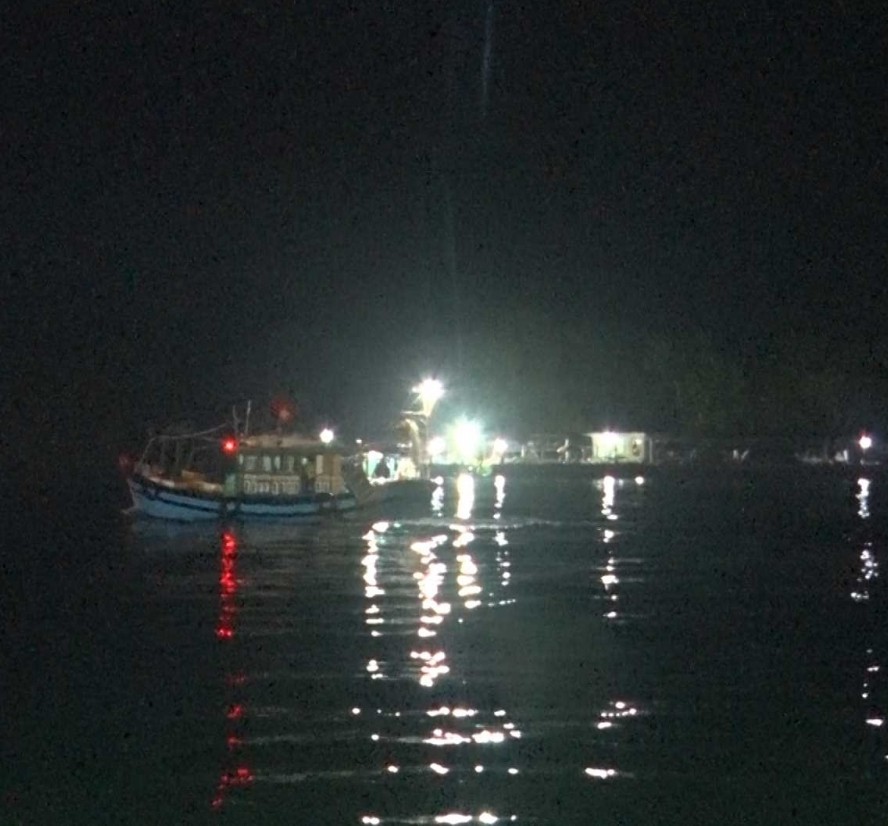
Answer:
top-left (411, 649), bottom-right (450, 687)
top-left (850, 477), bottom-right (886, 755)
top-left (456, 473), bottom-right (475, 520)
top-left (598, 698), bottom-right (642, 725)
top-left (356, 474), bottom-right (522, 825)
top-left (601, 475), bottom-right (616, 517)
top-left (456, 547), bottom-right (482, 607)
top-left (584, 476), bottom-right (647, 783)
top-left (360, 805), bottom-right (516, 823)
top-left (363, 528), bottom-right (385, 642)
top-left (431, 482), bottom-right (445, 516)
top-left (350, 473), bottom-right (649, 821)
top-left (494, 474), bottom-right (506, 516)
top-left (584, 767), bottom-right (618, 779)
top-left (857, 478), bottom-right (871, 520)
top-left (595, 477), bottom-right (624, 621)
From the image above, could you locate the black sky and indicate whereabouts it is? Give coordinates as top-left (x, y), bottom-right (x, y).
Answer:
top-left (4, 2), bottom-right (888, 467)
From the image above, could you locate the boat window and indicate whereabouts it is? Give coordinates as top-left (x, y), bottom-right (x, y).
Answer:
top-left (244, 455), bottom-right (258, 472)
top-left (285, 455), bottom-right (295, 472)
top-left (262, 455), bottom-right (272, 473)
top-left (273, 454), bottom-right (282, 472)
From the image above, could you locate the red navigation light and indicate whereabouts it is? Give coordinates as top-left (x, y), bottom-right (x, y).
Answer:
top-left (222, 437), bottom-right (238, 455)
top-left (271, 395), bottom-right (298, 424)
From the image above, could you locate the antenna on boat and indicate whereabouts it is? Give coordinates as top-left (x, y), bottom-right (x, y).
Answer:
top-left (244, 400), bottom-right (252, 437)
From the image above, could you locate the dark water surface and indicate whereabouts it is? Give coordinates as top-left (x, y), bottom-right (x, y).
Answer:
top-left (6, 468), bottom-right (888, 824)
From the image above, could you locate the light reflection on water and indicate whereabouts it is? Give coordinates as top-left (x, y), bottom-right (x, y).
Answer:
top-left (352, 474), bottom-right (528, 825)
top-left (200, 472), bottom-right (655, 820)
top-left (115, 469), bottom-right (888, 823)
top-left (212, 530), bottom-right (254, 810)
top-left (851, 479), bottom-right (886, 747)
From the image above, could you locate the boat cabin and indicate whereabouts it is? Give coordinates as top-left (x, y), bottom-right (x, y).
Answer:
top-left (231, 434), bottom-right (348, 498)
top-left (359, 443), bottom-right (420, 484)
top-left (586, 431), bottom-right (653, 464)
top-left (134, 430), bottom-right (350, 499)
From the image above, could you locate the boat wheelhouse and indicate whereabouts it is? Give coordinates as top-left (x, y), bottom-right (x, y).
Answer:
top-left (353, 441), bottom-right (437, 502)
top-left (586, 431), bottom-right (653, 464)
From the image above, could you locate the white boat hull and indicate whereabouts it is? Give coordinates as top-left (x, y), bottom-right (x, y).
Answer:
top-left (127, 475), bottom-right (358, 522)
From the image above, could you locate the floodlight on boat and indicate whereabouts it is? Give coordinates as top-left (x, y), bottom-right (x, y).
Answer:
top-left (222, 437), bottom-right (239, 455)
top-left (859, 434), bottom-right (873, 451)
top-left (453, 418), bottom-right (482, 461)
top-left (414, 378), bottom-right (444, 417)
top-left (320, 428), bottom-right (335, 445)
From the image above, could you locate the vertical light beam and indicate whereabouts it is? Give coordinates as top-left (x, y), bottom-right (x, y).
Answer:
top-left (480, 0), bottom-right (494, 118)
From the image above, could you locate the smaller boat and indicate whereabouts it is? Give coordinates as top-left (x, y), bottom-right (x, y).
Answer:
top-left (126, 422), bottom-right (375, 522)
top-left (355, 441), bottom-right (438, 503)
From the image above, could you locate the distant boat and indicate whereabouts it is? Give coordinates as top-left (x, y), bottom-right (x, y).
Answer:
top-left (126, 426), bottom-right (377, 522)
top-left (353, 441), bottom-right (438, 503)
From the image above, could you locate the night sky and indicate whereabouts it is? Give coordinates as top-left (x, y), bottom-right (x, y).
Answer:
top-left (5, 2), bottom-right (888, 475)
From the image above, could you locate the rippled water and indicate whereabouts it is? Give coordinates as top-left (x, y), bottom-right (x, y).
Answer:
top-left (6, 469), bottom-right (888, 823)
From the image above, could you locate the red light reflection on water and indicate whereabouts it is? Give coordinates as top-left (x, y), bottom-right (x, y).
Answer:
top-left (213, 694), bottom-right (254, 811)
top-left (222, 531), bottom-right (238, 555)
top-left (211, 767), bottom-right (254, 810)
top-left (216, 531), bottom-right (239, 640)
top-left (211, 532), bottom-right (254, 812)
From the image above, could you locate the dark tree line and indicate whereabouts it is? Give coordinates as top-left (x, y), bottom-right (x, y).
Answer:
top-left (447, 307), bottom-right (887, 441)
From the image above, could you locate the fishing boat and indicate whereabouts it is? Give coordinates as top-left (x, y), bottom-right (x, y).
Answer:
top-left (356, 441), bottom-right (438, 502)
top-left (338, 376), bottom-right (443, 505)
top-left (126, 416), bottom-right (376, 522)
